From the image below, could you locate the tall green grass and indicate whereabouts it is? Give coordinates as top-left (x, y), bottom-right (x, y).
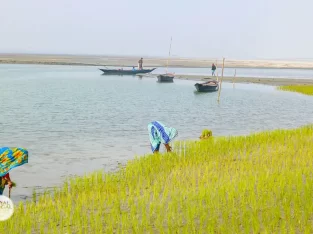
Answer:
top-left (1, 125), bottom-right (313, 233)
top-left (278, 85), bottom-right (313, 96)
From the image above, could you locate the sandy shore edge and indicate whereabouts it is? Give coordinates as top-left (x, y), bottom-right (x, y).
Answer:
top-left (136, 73), bottom-right (313, 86)
top-left (1, 54), bottom-right (313, 86)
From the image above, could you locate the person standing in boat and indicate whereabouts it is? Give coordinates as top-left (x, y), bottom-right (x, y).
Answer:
top-left (148, 121), bottom-right (178, 154)
top-left (211, 63), bottom-right (217, 76)
top-left (138, 58), bottom-right (143, 70)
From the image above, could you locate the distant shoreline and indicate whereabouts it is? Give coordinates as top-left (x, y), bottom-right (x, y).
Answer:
top-left (1, 60), bottom-right (313, 71)
top-left (1, 54), bottom-right (313, 69)
top-left (1, 54), bottom-right (313, 86)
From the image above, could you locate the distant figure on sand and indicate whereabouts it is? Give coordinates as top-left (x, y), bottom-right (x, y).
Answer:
top-left (138, 58), bottom-right (143, 70)
top-left (211, 63), bottom-right (216, 76)
top-left (148, 121), bottom-right (178, 153)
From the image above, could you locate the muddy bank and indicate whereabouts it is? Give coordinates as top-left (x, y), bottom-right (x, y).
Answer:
top-left (140, 73), bottom-right (313, 86)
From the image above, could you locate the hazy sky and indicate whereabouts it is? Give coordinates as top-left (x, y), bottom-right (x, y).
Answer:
top-left (1, 0), bottom-right (312, 59)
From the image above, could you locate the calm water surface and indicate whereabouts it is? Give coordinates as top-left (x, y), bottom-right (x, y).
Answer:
top-left (1, 64), bottom-right (313, 202)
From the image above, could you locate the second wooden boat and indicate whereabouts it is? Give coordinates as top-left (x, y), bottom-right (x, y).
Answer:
top-left (194, 79), bottom-right (219, 92)
top-left (157, 73), bottom-right (174, 83)
top-left (157, 37), bottom-right (175, 83)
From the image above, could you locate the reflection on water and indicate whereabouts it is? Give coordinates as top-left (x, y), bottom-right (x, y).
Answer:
top-left (0, 64), bottom-right (313, 203)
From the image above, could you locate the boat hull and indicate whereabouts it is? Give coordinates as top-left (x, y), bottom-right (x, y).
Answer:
top-left (157, 74), bottom-right (174, 83)
top-left (99, 68), bottom-right (156, 75)
top-left (194, 81), bottom-right (219, 92)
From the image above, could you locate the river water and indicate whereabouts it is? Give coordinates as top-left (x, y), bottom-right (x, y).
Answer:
top-left (1, 64), bottom-right (313, 203)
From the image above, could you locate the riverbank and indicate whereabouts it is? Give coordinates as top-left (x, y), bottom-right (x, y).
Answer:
top-left (144, 74), bottom-right (313, 86)
top-left (1, 124), bottom-right (313, 233)
top-left (1, 53), bottom-right (313, 69)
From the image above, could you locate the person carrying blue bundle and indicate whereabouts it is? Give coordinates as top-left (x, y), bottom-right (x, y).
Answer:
top-left (147, 121), bottom-right (178, 153)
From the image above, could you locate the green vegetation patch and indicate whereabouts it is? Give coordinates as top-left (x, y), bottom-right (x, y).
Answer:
top-left (278, 85), bottom-right (313, 96)
top-left (1, 125), bottom-right (313, 233)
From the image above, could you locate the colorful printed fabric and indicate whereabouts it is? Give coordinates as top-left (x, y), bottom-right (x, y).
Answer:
top-left (148, 121), bottom-right (178, 152)
top-left (0, 147), bottom-right (28, 177)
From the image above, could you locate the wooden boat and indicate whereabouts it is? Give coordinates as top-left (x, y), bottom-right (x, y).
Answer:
top-left (194, 79), bottom-right (219, 92)
top-left (99, 68), bottom-right (156, 75)
top-left (157, 73), bottom-right (174, 83)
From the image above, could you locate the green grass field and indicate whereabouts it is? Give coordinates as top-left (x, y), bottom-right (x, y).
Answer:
top-left (278, 85), bottom-right (313, 96)
top-left (1, 125), bottom-right (313, 233)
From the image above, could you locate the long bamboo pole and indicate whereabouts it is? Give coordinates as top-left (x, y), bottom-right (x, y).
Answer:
top-left (215, 59), bottom-right (218, 81)
top-left (217, 58), bottom-right (225, 102)
top-left (166, 37), bottom-right (172, 74)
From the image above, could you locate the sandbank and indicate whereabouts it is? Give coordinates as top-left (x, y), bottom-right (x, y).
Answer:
top-left (1, 53), bottom-right (313, 69)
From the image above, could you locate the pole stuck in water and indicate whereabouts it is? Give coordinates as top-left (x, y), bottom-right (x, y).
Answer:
top-left (233, 69), bottom-right (236, 88)
top-left (217, 58), bottom-right (225, 102)
top-left (166, 37), bottom-right (172, 74)
top-left (215, 59), bottom-right (218, 81)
